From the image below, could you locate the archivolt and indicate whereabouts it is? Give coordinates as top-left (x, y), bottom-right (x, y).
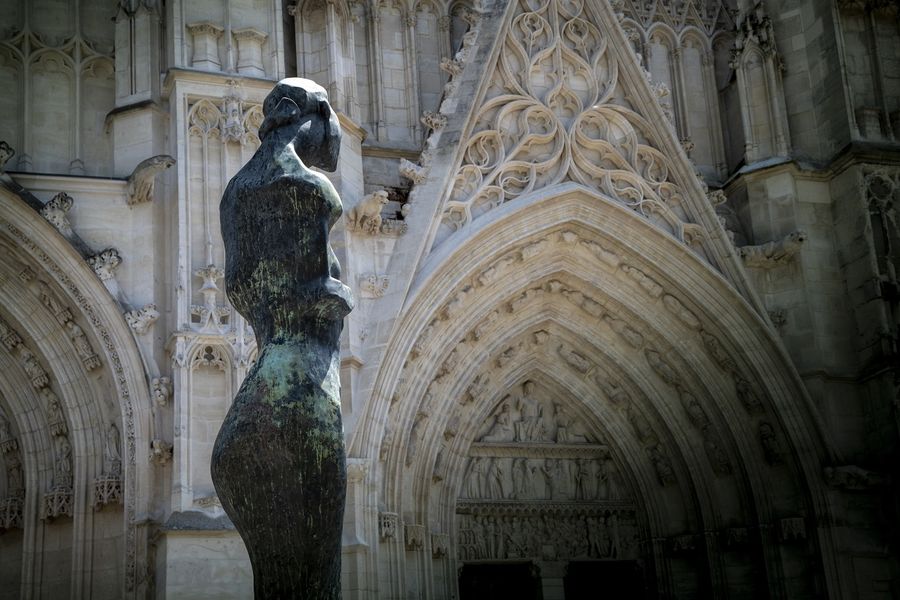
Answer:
top-left (0, 188), bottom-right (153, 597)
top-left (356, 184), bottom-right (837, 593)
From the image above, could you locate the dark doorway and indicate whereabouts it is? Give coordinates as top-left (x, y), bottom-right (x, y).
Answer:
top-left (459, 562), bottom-right (543, 600)
top-left (564, 561), bottom-right (646, 600)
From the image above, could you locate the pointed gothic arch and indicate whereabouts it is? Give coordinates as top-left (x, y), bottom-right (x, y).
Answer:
top-left (355, 184), bottom-right (840, 598)
top-left (0, 187), bottom-right (153, 598)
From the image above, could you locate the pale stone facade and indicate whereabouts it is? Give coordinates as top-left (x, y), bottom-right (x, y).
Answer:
top-left (0, 0), bottom-right (898, 598)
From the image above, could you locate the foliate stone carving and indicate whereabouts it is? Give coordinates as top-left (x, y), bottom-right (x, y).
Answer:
top-left (126, 155), bottom-right (175, 205)
top-left (0, 318), bottom-right (22, 350)
top-left (192, 264), bottom-right (230, 330)
top-left (405, 523), bottom-right (426, 551)
top-left (151, 376), bottom-right (172, 406)
top-left (399, 158), bottom-right (427, 184)
top-left (39, 192), bottom-right (74, 235)
top-left (439, 57), bottom-right (463, 77)
top-left (379, 511), bottom-right (399, 540)
top-left (150, 439), bottom-right (173, 465)
top-left (346, 459), bottom-right (369, 484)
top-left (0, 496), bottom-right (23, 529)
top-left (66, 320), bottom-right (101, 370)
top-left (438, 0), bottom-right (709, 253)
top-left (87, 248), bottom-right (122, 281)
top-left (778, 517), bottom-right (806, 543)
top-left (739, 231), bottom-right (806, 268)
top-left (431, 532), bottom-right (450, 558)
top-left (42, 486), bottom-right (73, 519)
top-left (723, 527), bottom-right (749, 549)
top-left (37, 279), bottom-right (73, 324)
top-left (421, 111), bottom-right (447, 131)
top-left (93, 474), bottom-right (123, 510)
top-left (125, 303), bottom-right (159, 334)
top-left (359, 273), bottom-right (389, 299)
top-left (346, 190), bottom-right (389, 235)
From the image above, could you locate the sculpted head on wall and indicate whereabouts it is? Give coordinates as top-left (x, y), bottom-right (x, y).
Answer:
top-left (258, 77), bottom-right (341, 172)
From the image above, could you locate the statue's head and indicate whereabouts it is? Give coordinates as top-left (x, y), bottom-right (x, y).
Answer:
top-left (259, 78), bottom-right (341, 172)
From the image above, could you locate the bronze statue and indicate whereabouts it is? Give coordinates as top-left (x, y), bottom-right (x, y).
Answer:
top-left (212, 78), bottom-right (353, 599)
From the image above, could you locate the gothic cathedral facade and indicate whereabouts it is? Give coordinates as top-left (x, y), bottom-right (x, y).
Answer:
top-left (0, 0), bottom-right (898, 598)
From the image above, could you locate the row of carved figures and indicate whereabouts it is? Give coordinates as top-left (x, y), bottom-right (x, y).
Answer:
top-left (456, 512), bottom-right (636, 561)
top-left (464, 456), bottom-right (621, 502)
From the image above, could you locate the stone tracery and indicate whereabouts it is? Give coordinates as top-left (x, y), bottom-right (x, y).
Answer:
top-left (436, 0), bottom-right (716, 262)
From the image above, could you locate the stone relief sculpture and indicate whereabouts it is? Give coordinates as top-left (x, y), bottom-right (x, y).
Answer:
top-left (739, 230), bottom-right (806, 268)
top-left (105, 423), bottom-right (122, 477)
top-left (212, 78), bottom-right (352, 599)
top-left (39, 192), bottom-right (74, 236)
top-left (346, 190), bottom-right (388, 235)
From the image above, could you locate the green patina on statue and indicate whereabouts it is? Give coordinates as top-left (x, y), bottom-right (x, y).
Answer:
top-left (212, 78), bottom-right (353, 599)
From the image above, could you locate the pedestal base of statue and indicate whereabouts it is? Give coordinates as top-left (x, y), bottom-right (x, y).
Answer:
top-left (211, 331), bottom-right (346, 600)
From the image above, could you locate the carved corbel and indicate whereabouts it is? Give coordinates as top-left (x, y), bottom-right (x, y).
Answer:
top-left (738, 230), bottom-right (806, 268)
top-left (126, 155), bottom-right (175, 205)
top-left (87, 248), bottom-right (122, 281)
top-left (125, 303), bottom-right (160, 334)
top-left (39, 192), bottom-right (74, 235)
top-left (150, 439), bottom-right (173, 465)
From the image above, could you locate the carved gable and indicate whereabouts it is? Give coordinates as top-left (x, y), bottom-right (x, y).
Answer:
top-left (433, 0), bottom-right (724, 267)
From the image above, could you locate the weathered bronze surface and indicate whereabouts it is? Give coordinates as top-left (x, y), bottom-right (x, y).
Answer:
top-left (212, 78), bottom-right (352, 599)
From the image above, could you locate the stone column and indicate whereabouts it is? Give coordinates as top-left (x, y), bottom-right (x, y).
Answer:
top-left (536, 561), bottom-right (567, 600)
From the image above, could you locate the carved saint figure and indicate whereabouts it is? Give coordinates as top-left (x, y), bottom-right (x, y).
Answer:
top-left (66, 321), bottom-right (94, 360)
top-left (212, 78), bottom-right (352, 599)
top-left (55, 436), bottom-right (72, 488)
top-left (105, 423), bottom-right (122, 476)
top-left (515, 381), bottom-right (544, 442)
top-left (20, 348), bottom-right (45, 381)
top-left (511, 457), bottom-right (529, 499)
top-left (486, 458), bottom-right (507, 499)
top-left (481, 400), bottom-right (513, 442)
top-left (6, 451), bottom-right (24, 495)
top-left (466, 457), bottom-right (488, 499)
top-left (0, 412), bottom-right (10, 442)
